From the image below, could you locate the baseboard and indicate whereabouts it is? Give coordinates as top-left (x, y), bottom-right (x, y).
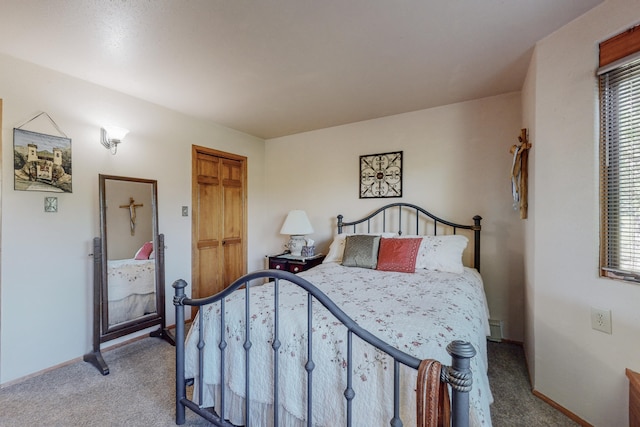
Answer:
top-left (165, 321), bottom-right (191, 331)
top-left (532, 389), bottom-right (593, 426)
top-left (0, 333), bottom-right (150, 389)
top-left (500, 338), bottom-right (523, 346)
top-left (0, 355), bottom-right (83, 389)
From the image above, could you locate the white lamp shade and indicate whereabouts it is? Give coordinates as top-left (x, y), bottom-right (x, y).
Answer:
top-left (280, 210), bottom-right (314, 235)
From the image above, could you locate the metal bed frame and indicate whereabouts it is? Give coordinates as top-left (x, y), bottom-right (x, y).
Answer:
top-left (173, 203), bottom-right (483, 427)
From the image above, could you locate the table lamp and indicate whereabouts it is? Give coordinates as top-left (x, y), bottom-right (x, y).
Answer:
top-left (280, 210), bottom-right (314, 257)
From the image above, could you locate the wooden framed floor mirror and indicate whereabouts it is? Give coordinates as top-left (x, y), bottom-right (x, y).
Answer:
top-left (84, 174), bottom-right (173, 375)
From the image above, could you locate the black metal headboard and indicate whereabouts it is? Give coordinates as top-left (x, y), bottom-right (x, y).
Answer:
top-left (337, 202), bottom-right (482, 272)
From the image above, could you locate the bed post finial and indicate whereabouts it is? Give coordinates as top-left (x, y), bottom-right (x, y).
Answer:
top-left (446, 341), bottom-right (476, 427)
top-left (172, 279), bottom-right (188, 306)
top-left (472, 215), bottom-right (482, 272)
top-left (337, 214), bottom-right (344, 234)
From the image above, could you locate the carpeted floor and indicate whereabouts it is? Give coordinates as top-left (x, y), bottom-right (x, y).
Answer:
top-left (488, 341), bottom-right (578, 426)
top-left (0, 337), bottom-right (208, 427)
top-left (0, 337), bottom-right (578, 426)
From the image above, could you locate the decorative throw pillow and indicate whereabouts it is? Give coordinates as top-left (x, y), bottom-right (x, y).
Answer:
top-left (376, 237), bottom-right (422, 273)
top-left (323, 232), bottom-right (395, 263)
top-left (415, 235), bottom-right (468, 273)
top-left (134, 241), bottom-right (154, 260)
top-left (341, 235), bottom-right (381, 269)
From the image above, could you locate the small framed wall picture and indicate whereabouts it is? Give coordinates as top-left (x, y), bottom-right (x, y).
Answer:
top-left (44, 196), bottom-right (58, 212)
top-left (14, 128), bottom-right (72, 193)
top-left (359, 151), bottom-right (403, 198)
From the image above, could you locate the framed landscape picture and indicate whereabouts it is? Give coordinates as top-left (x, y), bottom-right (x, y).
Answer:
top-left (14, 128), bottom-right (72, 193)
top-left (359, 151), bottom-right (402, 198)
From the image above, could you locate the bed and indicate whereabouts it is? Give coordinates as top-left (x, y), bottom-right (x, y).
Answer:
top-left (107, 258), bottom-right (156, 326)
top-left (173, 202), bottom-right (490, 426)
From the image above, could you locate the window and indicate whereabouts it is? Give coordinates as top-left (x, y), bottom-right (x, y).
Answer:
top-left (599, 26), bottom-right (640, 282)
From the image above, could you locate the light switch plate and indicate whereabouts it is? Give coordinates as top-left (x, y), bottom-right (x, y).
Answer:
top-left (181, 206), bottom-right (188, 217)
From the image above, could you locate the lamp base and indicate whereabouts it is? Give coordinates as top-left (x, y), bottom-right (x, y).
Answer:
top-left (286, 235), bottom-right (306, 257)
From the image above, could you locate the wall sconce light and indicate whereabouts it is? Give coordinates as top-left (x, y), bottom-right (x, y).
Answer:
top-left (280, 210), bottom-right (314, 257)
top-left (100, 125), bottom-right (129, 155)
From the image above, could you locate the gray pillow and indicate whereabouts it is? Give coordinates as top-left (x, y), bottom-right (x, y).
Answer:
top-left (341, 234), bottom-right (381, 269)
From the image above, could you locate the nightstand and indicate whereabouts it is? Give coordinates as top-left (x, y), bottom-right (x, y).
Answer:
top-left (267, 253), bottom-right (325, 274)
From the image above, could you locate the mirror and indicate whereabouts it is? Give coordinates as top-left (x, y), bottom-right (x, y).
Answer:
top-left (84, 174), bottom-right (173, 375)
top-left (102, 176), bottom-right (158, 331)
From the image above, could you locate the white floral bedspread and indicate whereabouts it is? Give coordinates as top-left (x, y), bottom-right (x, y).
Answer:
top-left (107, 258), bottom-right (155, 301)
top-left (185, 262), bottom-right (492, 426)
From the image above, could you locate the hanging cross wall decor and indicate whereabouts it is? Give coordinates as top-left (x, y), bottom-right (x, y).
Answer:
top-left (120, 197), bottom-right (144, 235)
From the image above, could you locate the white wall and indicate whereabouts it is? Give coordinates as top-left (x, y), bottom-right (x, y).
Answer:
top-left (521, 35), bottom-right (538, 386)
top-left (525, 0), bottom-right (640, 425)
top-left (265, 92), bottom-right (525, 342)
top-left (0, 53), bottom-right (267, 384)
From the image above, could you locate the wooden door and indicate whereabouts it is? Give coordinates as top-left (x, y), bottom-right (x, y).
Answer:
top-left (192, 146), bottom-right (246, 301)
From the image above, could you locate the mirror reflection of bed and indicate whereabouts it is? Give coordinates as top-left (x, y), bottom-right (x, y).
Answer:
top-left (106, 253), bottom-right (156, 326)
top-left (104, 179), bottom-right (156, 326)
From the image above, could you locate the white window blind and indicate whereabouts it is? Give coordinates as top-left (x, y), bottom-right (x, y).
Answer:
top-left (599, 57), bottom-right (640, 281)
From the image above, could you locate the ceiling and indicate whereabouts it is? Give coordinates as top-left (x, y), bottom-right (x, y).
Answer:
top-left (0, 1), bottom-right (602, 139)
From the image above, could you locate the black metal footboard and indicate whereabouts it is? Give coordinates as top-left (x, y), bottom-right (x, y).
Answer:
top-left (173, 270), bottom-right (476, 427)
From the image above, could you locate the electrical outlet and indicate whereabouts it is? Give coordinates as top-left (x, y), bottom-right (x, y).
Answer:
top-left (181, 206), bottom-right (189, 217)
top-left (591, 307), bottom-right (612, 334)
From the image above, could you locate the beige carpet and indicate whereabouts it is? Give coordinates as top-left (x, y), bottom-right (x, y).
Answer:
top-left (0, 337), bottom-right (578, 426)
top-left (0, 337), bottom-right (208, 427)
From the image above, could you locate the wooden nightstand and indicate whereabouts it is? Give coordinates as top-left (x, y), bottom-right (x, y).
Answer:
top-left (267, 253), bottom-right (325, 274)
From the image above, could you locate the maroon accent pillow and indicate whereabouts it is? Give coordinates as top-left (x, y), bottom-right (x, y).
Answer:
top-left (134, 241), bottom-right (154, 260)
top-left (376, 237), bottom-right (421, 273)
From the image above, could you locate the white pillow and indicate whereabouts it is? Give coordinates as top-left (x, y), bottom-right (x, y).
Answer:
top-left (323, 232), bottom-right (396, 263)
top-left (415, 235), bottom-right (468, 273)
